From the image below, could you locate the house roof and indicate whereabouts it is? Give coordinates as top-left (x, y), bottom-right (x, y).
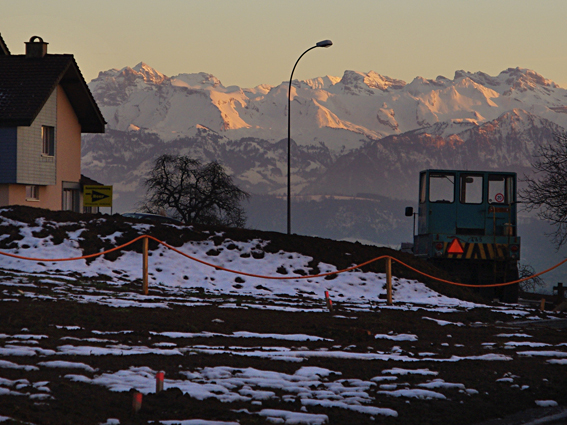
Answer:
top-left (0, 54), bottom-right (106, 133)
top-left (0, 34), bottom-right (10, 56)
top-left (80, 174), bottom-right (104, 186)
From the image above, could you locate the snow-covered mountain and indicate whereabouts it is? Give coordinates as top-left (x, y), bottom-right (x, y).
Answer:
top-left (84, 63), bottom-right (567, 212)
top-left (303, 109), bottom-right (562, 200)
top-left (88, 63), bottom-right (567, 147)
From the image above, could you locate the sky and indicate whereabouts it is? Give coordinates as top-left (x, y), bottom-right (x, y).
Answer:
top-left (2, 0), bottom-right (567, 88)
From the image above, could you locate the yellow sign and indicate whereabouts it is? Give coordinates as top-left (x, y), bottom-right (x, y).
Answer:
top-left (83, 185), bottom-right (113, 207)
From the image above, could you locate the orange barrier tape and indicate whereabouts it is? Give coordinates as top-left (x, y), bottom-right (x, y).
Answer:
top-left (145, 235), bottom-right (388, 280)
top-left (0, 234), bottom-right (564, 288)
top-left (0, 235), bottom-right (146, 262)
top-left (389, 257), bottom-right (567, 288)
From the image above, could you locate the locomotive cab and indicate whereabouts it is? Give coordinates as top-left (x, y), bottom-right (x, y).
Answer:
top-left (408, 169), bottom-right (520, 301)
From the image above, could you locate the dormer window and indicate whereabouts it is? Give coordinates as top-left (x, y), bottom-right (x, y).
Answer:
top-left (42, 126), bottom-right (54, 156)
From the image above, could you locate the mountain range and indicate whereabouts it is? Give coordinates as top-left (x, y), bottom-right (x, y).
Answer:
top-left (84, 64), bottom-right (566, 207)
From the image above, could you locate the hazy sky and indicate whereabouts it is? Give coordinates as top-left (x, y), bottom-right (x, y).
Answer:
top-left (3, 0), bottom-right (567, 88)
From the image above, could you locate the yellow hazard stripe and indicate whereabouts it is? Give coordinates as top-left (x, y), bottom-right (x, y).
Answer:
top-left (496, 244), bottom-right (506, 258)
top-left (479, 244), bottom-right (487, 260)
top-left (445, 243), bottom-right (509, 259)
top-left (465, 243), bottom-right (474, 259)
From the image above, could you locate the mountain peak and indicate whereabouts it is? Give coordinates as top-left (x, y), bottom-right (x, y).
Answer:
top-left (295, 75), bottom-right (341, 91)
top-left (132, 62), bottom-right (150, 72)
top-left (128, 62), bottom-right (167, 84)
top-left (171, 72), bottom-right (223, 90)
top-left (406, 75), bottom-right (451, 95)
top-left (499, 67), bottom-right (560, 92)
top-left (335, 70), bottom-right (406, 95)
top-left (454, 67), bottom-right (560, 93)
top-left (454, 70), bottom-right (501, 87)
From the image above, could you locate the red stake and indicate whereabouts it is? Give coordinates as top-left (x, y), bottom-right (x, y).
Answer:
top-left (132, 392), bottom-right (142, 413)
top-left (325, 291), bottom-right (333, 312)
top-left (156, 371), bottom-right (165, 393)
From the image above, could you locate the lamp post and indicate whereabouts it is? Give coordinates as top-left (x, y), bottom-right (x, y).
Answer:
top-left (287, 39), bottom-right (332, 235)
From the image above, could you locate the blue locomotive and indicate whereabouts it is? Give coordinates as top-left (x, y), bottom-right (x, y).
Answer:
top-left (406, 169), bottom-right (520, 301)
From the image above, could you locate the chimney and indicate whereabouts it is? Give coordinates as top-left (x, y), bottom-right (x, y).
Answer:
top-left (25, 36), bottom-right (48, 58)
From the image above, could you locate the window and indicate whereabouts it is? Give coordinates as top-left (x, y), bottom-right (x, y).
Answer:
top-left (26, 185), bottom-right (39, 201)
top-left (488, 175), bottom-right (513, 204)
top-left (83, 206), bottom-right (99, 214)
top-left (460, 174), bottom-right (483, 204)
top-left (42, 126), bottom-right (54, 156)
top-left (62, 188), bottom-right (80, 212)
top-left (429, 173), bottom-right (454, 203)
top-left (419, 173), bottom-right (427, 204)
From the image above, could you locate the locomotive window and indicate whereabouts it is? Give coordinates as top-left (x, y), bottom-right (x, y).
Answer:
top-left (419, 173), bottom-right (427, 203)
top-left (460, 175), bottom-right (483, 204)
top-left (429, 173), bottom-right (454, 203)
top-left (489, 175), bottom-right (513, 204)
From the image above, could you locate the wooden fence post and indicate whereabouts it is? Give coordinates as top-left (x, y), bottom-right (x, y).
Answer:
top-left (386, 257), bottom-right (393, 305)
top-left (143, 237), bottom-right (149, 295)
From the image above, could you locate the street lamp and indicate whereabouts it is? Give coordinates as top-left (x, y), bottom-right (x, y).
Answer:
top-left (287, 39), bottom-right (333, 235)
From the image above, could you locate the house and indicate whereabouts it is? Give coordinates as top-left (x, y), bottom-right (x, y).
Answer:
top-left (0, 34), bottom-right (105, 212)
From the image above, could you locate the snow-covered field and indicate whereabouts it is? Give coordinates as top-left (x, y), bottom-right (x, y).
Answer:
top-left (0, 211), bottom-right (565, 424)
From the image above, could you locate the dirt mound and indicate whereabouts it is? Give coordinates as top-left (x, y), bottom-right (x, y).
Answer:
top-left (0, 205), bottom-right (477, 302)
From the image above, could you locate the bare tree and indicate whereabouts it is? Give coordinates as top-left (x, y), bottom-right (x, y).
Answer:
top-left (518, 263), bottom-right (545, 293)
top-left (142, 155), bottom-right (250, 227)
top-left (520, 132), bottom-right (567, 248)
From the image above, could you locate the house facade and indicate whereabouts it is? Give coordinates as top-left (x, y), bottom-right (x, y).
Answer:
top-left (0, 35), bottom-right (105, 212)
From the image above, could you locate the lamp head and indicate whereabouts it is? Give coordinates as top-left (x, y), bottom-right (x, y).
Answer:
top-left (316, 39), bottom-right (333, 48)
